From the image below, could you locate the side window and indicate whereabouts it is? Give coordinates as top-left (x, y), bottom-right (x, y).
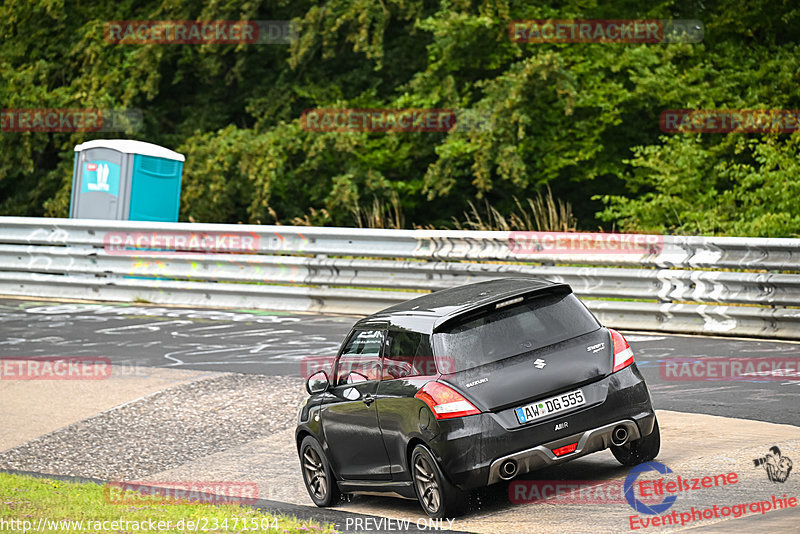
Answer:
top-left (334, 329), bottom-right (384, 386)
top-left (382, 330), bottom-right (436, 380)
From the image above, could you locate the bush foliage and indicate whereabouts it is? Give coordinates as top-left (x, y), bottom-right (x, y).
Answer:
top-left (2, 0), bottom-right (799, 236)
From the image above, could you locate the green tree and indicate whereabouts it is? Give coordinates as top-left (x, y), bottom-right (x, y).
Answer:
top-left (2, 0), bottom-right (799, 236)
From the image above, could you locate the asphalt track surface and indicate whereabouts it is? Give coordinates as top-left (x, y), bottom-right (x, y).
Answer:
top-left (1, 297), bottom-right (798, 426)
top-left (2, 296), bottom-right (800, 533)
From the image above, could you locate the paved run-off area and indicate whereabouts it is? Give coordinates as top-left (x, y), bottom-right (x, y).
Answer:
top-left (1, 365), bottom-right (798, 533)
top-left (1, 297), bottom-right (799, 532)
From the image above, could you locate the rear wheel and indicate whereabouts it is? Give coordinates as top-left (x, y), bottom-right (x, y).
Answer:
top-left (411, 444), bottom-right (465, 518)
top-left (611, 417), bottom-right (661, 466)
top-left (300, 436), bottom-right (340, 507)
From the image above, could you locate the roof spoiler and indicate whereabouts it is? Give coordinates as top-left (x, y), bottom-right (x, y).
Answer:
top-left (432, 282), bottom-right (572, 333)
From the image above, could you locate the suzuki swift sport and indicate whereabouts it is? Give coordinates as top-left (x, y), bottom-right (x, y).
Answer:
top-left (296, 278), bottom-right (659, 517)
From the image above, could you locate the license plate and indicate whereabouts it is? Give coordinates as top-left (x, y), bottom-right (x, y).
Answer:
top-left (514, 388), bottom-right (586, 424)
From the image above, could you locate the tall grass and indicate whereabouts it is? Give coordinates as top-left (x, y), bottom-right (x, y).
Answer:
top-left (280, 187), bottom-right (577, 231)
top-left (452, 186), bottom-right (577, 232)
top-left (351, 190), bottom-right (405, 229)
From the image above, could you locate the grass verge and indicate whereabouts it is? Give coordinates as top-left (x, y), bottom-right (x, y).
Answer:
top-left (0, 472), bottom-right (336, 533)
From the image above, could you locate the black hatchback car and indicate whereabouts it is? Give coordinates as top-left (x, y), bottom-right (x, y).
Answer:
top-left (296, 278), bottom-right (659, 517)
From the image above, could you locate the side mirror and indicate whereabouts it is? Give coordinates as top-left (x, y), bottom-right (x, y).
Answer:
top-left (306, 370), bottom-right (329, 395)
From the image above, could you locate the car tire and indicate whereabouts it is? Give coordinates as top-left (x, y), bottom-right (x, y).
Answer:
top-left (300, 436), bottom-right (340, 507)
top-left (611, 417), bottom-right (661, 466)
top-left (411, 444), bottom-right (465, 518)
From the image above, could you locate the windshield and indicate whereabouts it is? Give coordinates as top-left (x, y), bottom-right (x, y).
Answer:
top-left (433, 292), bottom-right (599, 372)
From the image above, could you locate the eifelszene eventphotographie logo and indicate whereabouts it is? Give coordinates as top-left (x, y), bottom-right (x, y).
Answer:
top-left (754, 446), bottom-right (793, 483)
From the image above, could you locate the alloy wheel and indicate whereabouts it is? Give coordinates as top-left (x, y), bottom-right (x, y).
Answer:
top-left (413, 454), bottom-right (441, 513)
top-left (303, 445), bottom-right (327, 500)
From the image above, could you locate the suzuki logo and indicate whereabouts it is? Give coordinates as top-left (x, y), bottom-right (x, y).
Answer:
top-left (533, 358), bottom-right (546, 369)
top-left (465, 377), bottom-right (488, 388)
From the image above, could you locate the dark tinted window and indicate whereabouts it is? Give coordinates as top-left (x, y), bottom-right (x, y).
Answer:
top-left (382, 330), bottom-right (438, 379)
top-left (433, 292), bottom-right (599, 372)
top-left (334, 329), bottom-right (384, 385)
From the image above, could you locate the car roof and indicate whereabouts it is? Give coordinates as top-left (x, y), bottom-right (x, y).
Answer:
top-left (353, 277), bottom-right (570, 334)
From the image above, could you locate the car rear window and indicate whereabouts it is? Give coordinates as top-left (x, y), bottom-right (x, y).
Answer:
top-left (432, 291), bottom-right (599, 372)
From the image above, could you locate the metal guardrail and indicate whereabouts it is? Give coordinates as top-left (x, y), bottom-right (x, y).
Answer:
top-left (1, 217), bottom-right (799, 339)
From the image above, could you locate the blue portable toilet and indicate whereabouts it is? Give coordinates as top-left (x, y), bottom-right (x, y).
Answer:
top-left (70, 139), bottom-right (185, 221)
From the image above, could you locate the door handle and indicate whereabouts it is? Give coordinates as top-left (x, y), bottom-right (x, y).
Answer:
top-left (362, 393), bottom-right (375, 406)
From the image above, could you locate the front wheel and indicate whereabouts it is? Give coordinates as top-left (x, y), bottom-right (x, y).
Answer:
top-left (611, 417), bottom-right (661, 466)
top-left (300, 436), bottom-right (340, 507)
top-left (411, 444), bottom-right (465, 518)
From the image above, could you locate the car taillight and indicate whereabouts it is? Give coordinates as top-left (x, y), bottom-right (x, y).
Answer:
top-left (414, 381), bottom-right (481, 420)
top-left (609, 328), bottom-right (634, 372)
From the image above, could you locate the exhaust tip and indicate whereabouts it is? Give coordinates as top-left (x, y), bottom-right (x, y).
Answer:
top-left (499, 459), bottom-right (518, 480)
top-left (611, 425), bottom-right (629, 446)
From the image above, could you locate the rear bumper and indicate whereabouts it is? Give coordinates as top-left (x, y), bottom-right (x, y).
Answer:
top-left (486, 418), bottom-right (643, 485)
top-left (427, 364), bottom-right (655, 490)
